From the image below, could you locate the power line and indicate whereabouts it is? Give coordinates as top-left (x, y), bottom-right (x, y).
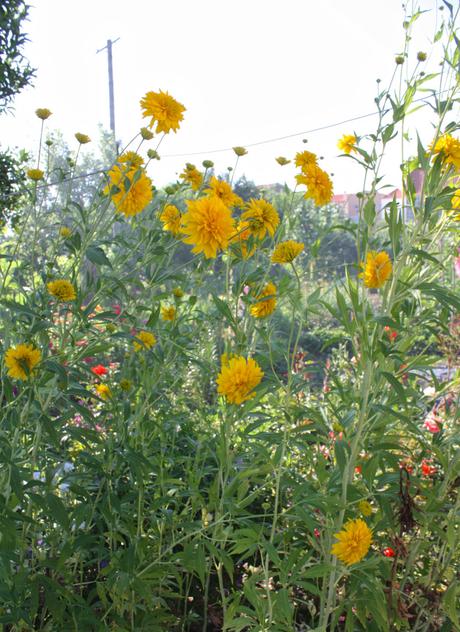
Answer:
top-left (0, 88), bottom-right (453, 201)
top-left (161, 110), bottom-right (382, 158)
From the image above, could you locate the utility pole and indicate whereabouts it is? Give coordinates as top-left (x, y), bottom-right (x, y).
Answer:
top-left (97, 38), bottom-right (120, 142)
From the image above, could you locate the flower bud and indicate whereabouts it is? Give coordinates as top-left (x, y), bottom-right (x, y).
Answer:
top-left (140, 127), bottom-right (154, 140)
top-left (35, 108), bottom-right (52, 120)
top-left (202, 160), bottom-right (214, 169)
top-left (417, 51), bottom-right (427, 62)
top-left (233, 146), bottom-right (247, 157)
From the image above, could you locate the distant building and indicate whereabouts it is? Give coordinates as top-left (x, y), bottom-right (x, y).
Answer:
top-left (332, 169), bottom-right (424, 221)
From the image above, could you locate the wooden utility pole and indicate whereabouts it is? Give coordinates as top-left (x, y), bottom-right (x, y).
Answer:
top-left (97, 38), bottom-right (120, 139)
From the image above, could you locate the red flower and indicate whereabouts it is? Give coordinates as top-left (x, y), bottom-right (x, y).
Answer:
top-left (383, 547), bottom-right (395, 558)
top-left (355, 465), bottom-right (362, 475)
top-left (113, 304), bottom-right (121, 316)
top-left (384, 325), bottom-right (397, 342)
top-left (91, 364), bottom-right (108, 376)
top-left (421, 459), bottom-right (436, 477)
top-left (314, 528), bottom-right (321, 538)
top-left (423, 414), bottom-right (441, 433)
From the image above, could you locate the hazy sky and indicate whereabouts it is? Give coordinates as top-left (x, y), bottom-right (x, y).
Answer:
top-left (0, 0), bottom-right (450, 193)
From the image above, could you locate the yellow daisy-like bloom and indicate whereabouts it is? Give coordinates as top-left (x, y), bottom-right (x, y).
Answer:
top-left (27, 169), bottom-right (44, 181)
top-left (59, 226), bottom-right (72, 238)
top-left (241, 198), bottom-right (280, 240)
top-left (233, 146), bottom-right (248, 157)
top-left (75, 133), bottom-right (91, 144)
top-left (271, 240), bottom-right (304, 264)
top-left (4, 343), bottom-right (41, 380)
top-left (161, 305), bottom-right (176, 321)
top-left (206, 176), bottom-right (243, 208)
top-left (35, 108), bottom-right (52, 120)
top-left (331, 518), bottom-right (372, 566)
top-left (250, 282), bottom-right (277, 318)
top-left (296, 164), bottom-right (333, 206)
top-left (276, 156), bottom-right (290, 166)
top-left (47, 279), bottom-right (76, 302)
top-left (358, 500), bottom-right (373, 517)
top-left (95, 383), bottom-right (112, 400)
top-left (105, 160), bottom-right (153, 218)
top-left (229, 220), bottom-right (255, 259)
top-left (450, 189), bottom-right (460, 220)
top-left (118, 151), bottom-right (144, 168)
top-left (432, 134), bottom-right (460, 170)
top-left (180, 164), bottom-right (203, 191)
top-left (294, 150), bottom-right (318, 170)
top-left (140, 90), bottom-right (186, 134)
top-left (133, 330), bottom-right (156, 352)
top-left (217, 355), bottom-right (264, 405)
top-left (337, 134), bottom-right (357, 154)
top-left (181, 196), bottom-right (235, 259)
top-left (359, 251), bottom-right (392, 289)
top-left (160, 204), bottom-right (182, 235)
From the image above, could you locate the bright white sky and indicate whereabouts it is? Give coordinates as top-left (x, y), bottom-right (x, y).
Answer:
top-left (0, 0), bottom-right (452, 194)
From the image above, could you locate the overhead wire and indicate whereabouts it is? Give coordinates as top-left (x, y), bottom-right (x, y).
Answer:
top-left (0, 88), bottom-right (453, 201)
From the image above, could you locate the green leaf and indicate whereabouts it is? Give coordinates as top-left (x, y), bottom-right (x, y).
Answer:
top-left (86, 245), bottom-right (112, 268)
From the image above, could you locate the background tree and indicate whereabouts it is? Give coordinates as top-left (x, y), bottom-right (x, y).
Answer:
top-left (0, 0), bottom-right (35, 112)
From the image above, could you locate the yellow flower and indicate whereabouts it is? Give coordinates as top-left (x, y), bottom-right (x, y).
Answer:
top-left (140, 126), bottom-right (154, 140)
top-left (241, 198), bottom-right (280, 239)
top-left (59, 227), bottom-right (72, 238)
top-left (250, 282), bottom-right (277, 318)
top-left (271, 240), bottom-right (304, 264)
top-left (35, 108), bottom-right (52, 120)
top-left (358, 500), bottom-right (373, 517)
top-left (105, 158), bottom-right (153, 218)
top-left (337, 134), bottom-right (357, 155)
top-left (276, 156), bottom-right (290, 166)
top-left (206, 176), bottom-right (243, 208)
top-left (140, 90), bottom-right (186, 134)
top-left (47, 279), bottom-right (76, 301)
top-left (4, 343), bottom-right (41, 380)
top-left (217, 355), bottom-right (264, 405)
top-left (451, 189), bottom-right (460, 220)
top-left (160, 204), bottom-right (182, 235)
top-left (294, 150), bottom-right (317, 170)
top-left (432, 134), bottom-right (460, 170)
top-left (27, 169), bottom-right (44, 181)
top-left (296, 164), bottom-right (333, 206)
top-left (173, 287), bottom-right (184, 298)
top-left (133, 330), bottom-right (156, 351)
top-left (331, 518), bottom-right (372, 566)
top-left (75, 133), bottom-right (91, 144)
top-left (118, 151), bottom-right (145, 168)
top-left (180, 164), bottom-right (203, 191)
top-left (95, 383), bottom-right (112, 400)
top-left (161, 305), bottom-right (176, 321)
top-left (181, 196), bottom-right (235, 259)
top-left (359, 251), bottom-right (392, 289)
top-left (233, 146), bottom-right (248, 157)
top-left (229, 220), bottom-right (255, 259)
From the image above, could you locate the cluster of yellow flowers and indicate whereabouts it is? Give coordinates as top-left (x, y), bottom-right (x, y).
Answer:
top-left (432, 133), bottom-right (460, 170)
top-left (294, 150), bottom-right (334, 206)
top-left (105, 151), bottom-right (153, 218)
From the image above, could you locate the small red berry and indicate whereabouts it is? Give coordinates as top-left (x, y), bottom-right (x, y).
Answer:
top-left (383, 547), bottom-right (395, 557)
